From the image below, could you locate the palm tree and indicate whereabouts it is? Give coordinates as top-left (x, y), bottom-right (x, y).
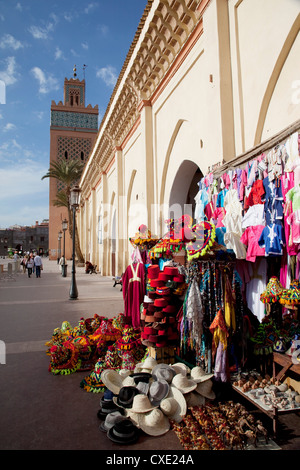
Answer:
top-left (42, 160), bottom-right (85, 263)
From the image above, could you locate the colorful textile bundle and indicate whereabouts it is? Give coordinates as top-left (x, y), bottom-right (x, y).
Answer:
top-left (279, 279), bottom-right (300, 305)
top-left (260, 276), bottom-right (284, 303)
top-left (186, 221), bottom-right (216, 261)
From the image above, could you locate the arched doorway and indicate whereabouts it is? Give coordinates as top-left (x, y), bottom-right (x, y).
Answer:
top-left (168, 159), bottom-right (202, 224)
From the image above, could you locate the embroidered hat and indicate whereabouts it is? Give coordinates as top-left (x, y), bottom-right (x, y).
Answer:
top-left (107, 419), bottom-right (140, 445)
top-left (172, 373), bottom-right (197, 394)
top-left (195, 379), bottom-right (216, 400)
top-left (149, 379), bottom-right (170, 406)
top-left (190, 366), bottom-right (214, 383)
top-left (113, 386), bottom-right (140, 409)
top-left (99, 411), bottom-right (126, 432)
top-left (130, 393), bottom-right (157, 413)
top-left (137, 408), bottom-right (170, 436)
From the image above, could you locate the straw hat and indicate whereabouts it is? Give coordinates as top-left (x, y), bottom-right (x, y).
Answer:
top-left (160, 397), bottom-right (184, 423)
top-left (164, 384), bottom-right (187, 421)
top-left (185, 391), bottom-right (205, 407)
top-left (130, 393), bottom-right (157, 413)
top-left (172, 373), bottom-right (197, 394)
top-left (195, 379), bottom-right (216, 400)
top-left (101, 369), bottom-right (124, 395)
top-left (122, 375), bottom-right (136, 387)
top-left (171, 362), bottom-right (190, 376)
top-left (134, 356), bottom-right (157, 372)
top-left (99, 411), bottom-right (126, 432)
top-left (190, 366), bottom-right (214, 383)
top-left (152, 363), bottom-right (176, 383)
top-left (149, 379), bottom-right (169, 406)
top-left (137, 408), bottom-right (170, 436)
top-left (118, 369), bottom-right (133, 378)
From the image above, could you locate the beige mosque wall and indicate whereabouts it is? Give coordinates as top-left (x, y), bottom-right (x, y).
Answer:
top-left (228, 0), bottom-right (300, 154)
top-left (78, 0), bottom-right (300, 277)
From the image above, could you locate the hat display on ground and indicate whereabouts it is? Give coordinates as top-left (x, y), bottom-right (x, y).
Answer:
top-left (134, 356), bottom-right (158, 372)
top-left (130, 393), bottom-right (158, 413)
top-left (137, 408), bottom-right (170, 436)
top-left (113, 386), bottom-right (140, 409)
top-left (99, 411), bottom-right (126, 432)
top-left (107, 418), bottom-right (140, 445)
top-left (160, 397), bottom-right (184, 424)
top-left (171, 362), bottom-right (190, 376)
top-left (149, 379), bottom-right (169, 406)
top-left (152, 363), bottom-right (176, 383)
top-left (195, 379), bottom-right (216, 400)
top-left (190, 366), bottom-right (214, 383)
top-left (172, 373), bottom-right (197, 394)
top-left (101, 369), bottom-right (124, 395)
top-left (165, 384), bottom-right (187, 422)
top-left (184, 391), bottom-right (206, 407)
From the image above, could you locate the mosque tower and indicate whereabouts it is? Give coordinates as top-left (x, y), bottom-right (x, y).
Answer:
top-left (49, 65), bottom-right (99, 260)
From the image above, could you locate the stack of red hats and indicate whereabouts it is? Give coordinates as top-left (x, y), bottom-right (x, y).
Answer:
top-left (141, 265), bottom-right (185, 349)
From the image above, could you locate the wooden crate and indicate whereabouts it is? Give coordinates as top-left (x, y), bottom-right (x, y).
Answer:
top-left (148, 346), bottom-right (175, 364)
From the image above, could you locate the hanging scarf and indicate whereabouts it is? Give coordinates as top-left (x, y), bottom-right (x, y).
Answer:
top-left (224, 273), bottom-right (236, 331)
top-left (185, 277), bottom-right (205, 351)
top-left (209, 309), bottom-right (228, 350)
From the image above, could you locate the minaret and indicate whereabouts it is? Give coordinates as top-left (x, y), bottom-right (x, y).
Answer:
top-left (49, 66), bottom-right (99, 261)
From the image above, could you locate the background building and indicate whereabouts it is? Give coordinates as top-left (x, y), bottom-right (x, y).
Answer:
top-left (0, 220), bottom-right (49, 256)
top-left (49, 67), bottom-right (99, 260)
top-left (78, 0), bottom-right (300, 276)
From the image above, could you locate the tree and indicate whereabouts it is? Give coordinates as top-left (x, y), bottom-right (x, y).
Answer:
top-left (42, 160), bottom-right (85, 263)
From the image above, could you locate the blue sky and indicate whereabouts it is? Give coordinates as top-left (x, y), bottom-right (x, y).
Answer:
top-left (0, 0), bottom-right (147, 228)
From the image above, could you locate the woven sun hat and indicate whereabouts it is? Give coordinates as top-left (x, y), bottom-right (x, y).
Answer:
top-left (190, 366), bottom-right (214, 383)
top-left (137, 408), bottom-right (170, 436)
top-left (118, 368), bottom-right (133, 379)
top-left (171, 362), bottom-right (190, 376)
top-left (130, 393), bottom-right (157, 413)
top-left (122, 375), bottom-right (136, 387)
top-left (160, 397), bottom-right (183, 423)
top-left (107, 418), bottom-right (140, 445)
top-left (149, 379), bottom-right (169, 406)
top-left (134, 356), bottom-right (157, 372)
top-left (165, 384), bottom-right (187, 421)
top-left (172, 373), bottom-right (197, 394)
top-left (185, 391), bottom-right (205, 407)
top-left (101, 369), bottom-right (123, 395)
top-left (152, 363), bottom-right (176, 383)
top-left (195, 379), bottom-right (216, 400)
top-left (99, 411), bottom-right (126, 433)
top-left (113, 386), bottom-right (140, 409)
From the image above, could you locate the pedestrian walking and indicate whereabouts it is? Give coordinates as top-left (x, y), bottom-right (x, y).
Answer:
top-left (26, 254), bottom-right (34, 278)
top-left (21, 255), bottom-right (28, 273)
top-left (34, 253), bottom-right (43, 278)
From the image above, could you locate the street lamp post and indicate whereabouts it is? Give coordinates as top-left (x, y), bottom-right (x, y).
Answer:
top-left (62, 218), bottom-right (68, 277)
top-left (57, 231), bottom-right (62, 264)
top-left (69, 185), bottom-right (80, 300)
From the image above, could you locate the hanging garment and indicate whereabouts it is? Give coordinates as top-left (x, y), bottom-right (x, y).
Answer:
top-left (242, 204), bottom-right (265, 229)
top-left (240, 225), bottom-right (266, 262)
top-left (258, 223), bottom-right (285, 256)
top-left (184, 277), bottom-right (205, 352)
top-left (245, 258), bottom-right (267, 322)
top-left (122, 262), bottom-right (145, 328)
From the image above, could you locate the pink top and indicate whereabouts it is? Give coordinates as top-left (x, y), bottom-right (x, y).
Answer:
top-left (286, 210), bottom-right (300, 244)
top-left (240, 225), bottom-right (265, 262)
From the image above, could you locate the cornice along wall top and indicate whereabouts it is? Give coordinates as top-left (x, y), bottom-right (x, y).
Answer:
top-left (80, 0), bottom-right (203, 199)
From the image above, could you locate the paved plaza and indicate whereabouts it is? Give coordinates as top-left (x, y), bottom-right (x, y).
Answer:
top-left (0, 258), bottom-right (299, 451)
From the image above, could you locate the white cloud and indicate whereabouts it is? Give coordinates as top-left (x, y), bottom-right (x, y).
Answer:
top-left (31, 66), bottom-right (59, 94)
top-left (81, 42), bottom-right (88, 50)
top-left (0, 34), bottom-right (24, 50)
top-left (28, 15), bottom-right (58, 40)
top-left (96, 65), bottom-right (118, 87)
top-left (3, 123), bottom-right (16, 132)
top-left (84, 3), bottom-right (98, 14)
top-left (16, 3), bottom-right (22, 11)
top-left (0, 56), bottom-right (19, 86)
top-left (54, 46), bottom-right (65, 60)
